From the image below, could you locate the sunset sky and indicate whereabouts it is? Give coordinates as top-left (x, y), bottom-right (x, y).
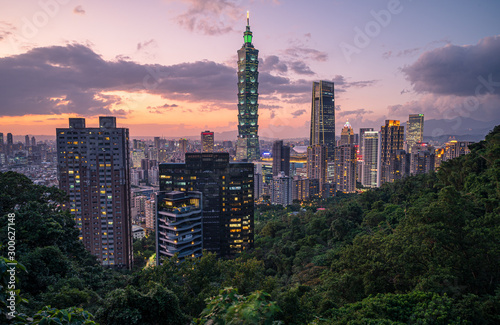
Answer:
top-left (1, 0), bottom-right (499, 139)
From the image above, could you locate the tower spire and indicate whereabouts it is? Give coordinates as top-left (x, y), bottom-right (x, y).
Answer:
top-left (247, 11), bottom-right (249, 26)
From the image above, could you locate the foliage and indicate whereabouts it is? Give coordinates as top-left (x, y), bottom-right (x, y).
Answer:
top-left (194, 287), bottom-right (281, 325)
top-left (95, 282), bottom-right (188, 325)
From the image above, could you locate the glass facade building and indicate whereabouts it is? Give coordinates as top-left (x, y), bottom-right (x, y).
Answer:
top-left (236, 13), bottom-right (260, 161)
top-left (310, 81), bottom-right (335, 161)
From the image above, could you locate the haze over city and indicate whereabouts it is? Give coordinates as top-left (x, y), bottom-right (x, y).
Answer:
top-left (1, 0), bottom-right (499, 138)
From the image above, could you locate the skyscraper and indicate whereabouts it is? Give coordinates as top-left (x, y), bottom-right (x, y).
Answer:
top-left (380, 120), bottom-right (405, 185)
top-left (409, 143), bottom-right (435, 175)
top-left (310, 81), bottom-right (335, 160)
top-left (25, 135), bottom-right (30, 148)
top-left (201, 130), bottom-right (215, 153)
top-left (57, 117), bottom-right (132, 268)
top-left (307, 144), bottom-right (328, 194)
top-left (361, 131), bottom-right (380, 188)
top-left (272, 140), bottom-right (290, 177)
top-left (340, 121), bottom-right (355, 145)
top-left (179, 138), bottom-right (188, 161)
top-left (159, 153), bottom-right (254, 257)
top-left (406, 114), bottom-right (424, 153)
top-left (334, 144), bottom-right (357, 193)
top-left (236, 12), bottom-right (260, 161)
top-left (271, 172), bottom-right (293, 206)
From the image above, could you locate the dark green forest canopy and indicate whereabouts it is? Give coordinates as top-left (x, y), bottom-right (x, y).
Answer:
top-left (1, 125), bottom-right (499, 324)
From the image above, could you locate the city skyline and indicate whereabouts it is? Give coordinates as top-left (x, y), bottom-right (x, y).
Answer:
top-left (1, 1), bottom-right (499, 138)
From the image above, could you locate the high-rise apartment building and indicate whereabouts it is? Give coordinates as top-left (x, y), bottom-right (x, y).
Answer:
top-left (272, 140), bottom-right (290, 177)
top-left (156, 191), bottom-right (203, 264)
top-left (56, 117), bottom-right (132, 268)
top-left (201, 131), bottom-right (215, 153)
top-left (406, 114), bottom-right (424, 153)
top-left (307, 145), bottom-right (328, 193)
top-left (236, 13), bottom-right (260, 161)
top-left (334, 144), bottom-right (357, 193)
top-left (361, 131), bottom-right (380, 188)
top-left (310, 81), bottom-right (335, 160)
top-left (340, 121), bottom-right (355, 145)
top-left (178, 138), bottom-right (188, 160)
top-left (409, 143), bottom-right (435, 175)
top-left (379, 120), bottom-right (405, 185)
top-left (159, 153), bottom-right (254, 257)
top-left (271, 172), bottom-right (293, 206)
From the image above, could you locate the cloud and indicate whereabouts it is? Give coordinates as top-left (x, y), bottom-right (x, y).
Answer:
top-left (0, 21), bottom-right (15, 41)
top-left (146, 103), bottom-right (179, 114)
top-left (284, 47), bottom-right (328, 61)
top-left (290, 61), bottom-right (314, 75)
top-left (260, 55), bottom-right (288, 74)
top-left (383, 47), bottom-right (420, 59)
top-left (137, 39), bottom-right (157, 51)
top-left (73, 5), bottom-right (85, 15)
top-left (172, 0), bottom-right (241, 35)
top-left (291, 109), bottom-right (306, 118)
top-left (0, 44), bottom-right (318, 117)
top-left (402, 35), bottom-right (500, 97)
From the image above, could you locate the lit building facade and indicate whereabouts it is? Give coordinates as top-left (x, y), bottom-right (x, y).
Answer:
top-left (307, 144), bottom-right (328, 194)
top-left (380, 120), bottom-right (405, 185)
top-left (272, 140), bottom-right (290, 177)
top-left (340, 121), bottom-right (355, 145)
top-left (310, 81), bottom-right (335, 160)
top-left (236, 13), bottom-right (260, 161)
top-left (334, 144), bottom-right (357, 193)
top-left (271, 172), bottom-right (293, 206)
top-left (159, 153), bottom-right (254, 257)
top-left (56, 117), bottom-right (132, 268)
top-left (201, 131), bottom-right (215, 153)
top-left (156, 191), bottom-right (202, 263)
top-left (406, 114), bottom-right (424, 153)
top-left (361, 131), bottom-right (380, 188)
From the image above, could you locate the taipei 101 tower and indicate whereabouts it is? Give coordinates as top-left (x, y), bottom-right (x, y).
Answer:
top-left (236, 12), bottom-right (260, 161)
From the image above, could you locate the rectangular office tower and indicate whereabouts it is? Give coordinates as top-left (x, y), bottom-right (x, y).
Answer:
top-left (156, 191), bottom-right (202, 264)
top-left (272, 140), bottom-right (290, 177)
top-left (361, 131), bottom-right (380, 188)
top-left (159, 153), bottom-right (254, 257)
top-left (57, 117), bottom-right (132, 268)
top-left (379, 120), bottom-right (405, 185)
top-left (406, 114), bottom-right (424, 153)
top-left (310, 81), bottom-right (335, 160)
top-left (201, 131), bottom-right (214, 153)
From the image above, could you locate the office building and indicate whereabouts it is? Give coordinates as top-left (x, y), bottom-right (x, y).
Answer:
top-left (293, 176), bottom-right (320, 201)
top-left (201, 130), bottom-right (215, 153)
top-left (236, 13), bottom-right (260, 161)
top-left (156, 191), bottom-right (202, 263)
top-left (379, 120), bottom-right (405, 185)
top-left (56, 117), bottom-right (132, 268)
top-left (159, 153), bottom-right (254, 257)
top-left (334, 144), bottom-right (357, 193)
top-left (406, 114), bottom-right (424, 154)
top-left (340, 121), bottom-right (355, 145)
top-left (310, 81), bottom-right (335, 160)
top-left (361, 131), bottom-right (380, 188)
top-left (272, 140), bottom-right (290, 176)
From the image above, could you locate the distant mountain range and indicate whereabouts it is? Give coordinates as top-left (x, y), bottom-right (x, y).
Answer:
top-left (403, 117), bottom-right (498, 143)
